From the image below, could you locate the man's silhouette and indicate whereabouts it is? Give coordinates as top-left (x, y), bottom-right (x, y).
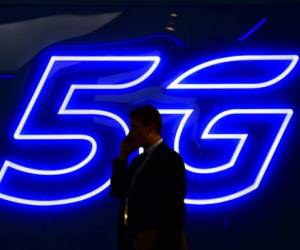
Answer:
top-left (110, 105), bottom-right (187, 250)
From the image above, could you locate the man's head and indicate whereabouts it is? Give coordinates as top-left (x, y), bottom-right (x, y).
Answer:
top-left (129, 105), bottom-right (162, 148)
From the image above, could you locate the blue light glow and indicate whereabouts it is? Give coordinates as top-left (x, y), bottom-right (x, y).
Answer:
top-left (238, 17), bottom-right (267, 42)
top-left (0, 52), bottom-right (296, 206)
top-left (0, 56), bottom-right (160, 206)
top-left (167, 55), bottom-right (298, 89)
top-left (183, 109), bottom-right (293, 204)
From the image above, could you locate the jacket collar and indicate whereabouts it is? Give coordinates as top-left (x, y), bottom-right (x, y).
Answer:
top-left (144, 138), bottom-right (163, 155)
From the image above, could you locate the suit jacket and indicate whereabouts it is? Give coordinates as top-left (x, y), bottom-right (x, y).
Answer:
top-left (110, 141), bottom-right (186, 249)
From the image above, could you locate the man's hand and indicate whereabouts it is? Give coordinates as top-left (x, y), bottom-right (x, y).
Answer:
top-left (118, 132), bottom-right (139, 160)
top-left (134, 229), bottom-right (159, 250)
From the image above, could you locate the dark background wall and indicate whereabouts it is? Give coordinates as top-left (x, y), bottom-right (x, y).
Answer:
top-left (0, 2), bottom-right (299, 250)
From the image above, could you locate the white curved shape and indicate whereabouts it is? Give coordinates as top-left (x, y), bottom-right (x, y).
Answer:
top-left (167, 55), bottom-right (298, 89)
top-left (0, 179), bottom-right (111, 206)
top-left (0, 56), bottom-right (160, 205)
top-left (184, 109), bottom-right (293, 205)
top-left (172, 109), bottom-right (247, 174)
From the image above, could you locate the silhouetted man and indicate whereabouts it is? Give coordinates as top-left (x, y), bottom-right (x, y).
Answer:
top-left (110, 105), bottom-right (187, 250)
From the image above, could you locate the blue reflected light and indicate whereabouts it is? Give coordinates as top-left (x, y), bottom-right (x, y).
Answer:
top-left (0, 47), bottom-right (297, 206)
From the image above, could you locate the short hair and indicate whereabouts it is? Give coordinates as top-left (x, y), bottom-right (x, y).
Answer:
top-left (130, 105), bottom-right (162, 133)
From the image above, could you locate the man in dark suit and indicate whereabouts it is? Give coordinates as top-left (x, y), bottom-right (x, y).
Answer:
top-left (110, 105), bottom-right (187, 250)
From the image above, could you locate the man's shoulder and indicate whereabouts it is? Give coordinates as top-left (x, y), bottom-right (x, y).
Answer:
top-left (156, 142), bottom-right (183, 161)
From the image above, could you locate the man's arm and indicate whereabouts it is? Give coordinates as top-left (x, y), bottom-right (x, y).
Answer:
top-left (110, 157), bottom-right (130, 198)
top-left (110, 132), bottom-right (139, 198)
top-left (134, 229), bottom-right (159, 250)
top-left (158, 153), bottom-right (186, 229)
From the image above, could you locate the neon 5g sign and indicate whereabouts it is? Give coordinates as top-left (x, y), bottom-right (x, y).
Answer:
top-left (0, 54), bottom-right (297, 206)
